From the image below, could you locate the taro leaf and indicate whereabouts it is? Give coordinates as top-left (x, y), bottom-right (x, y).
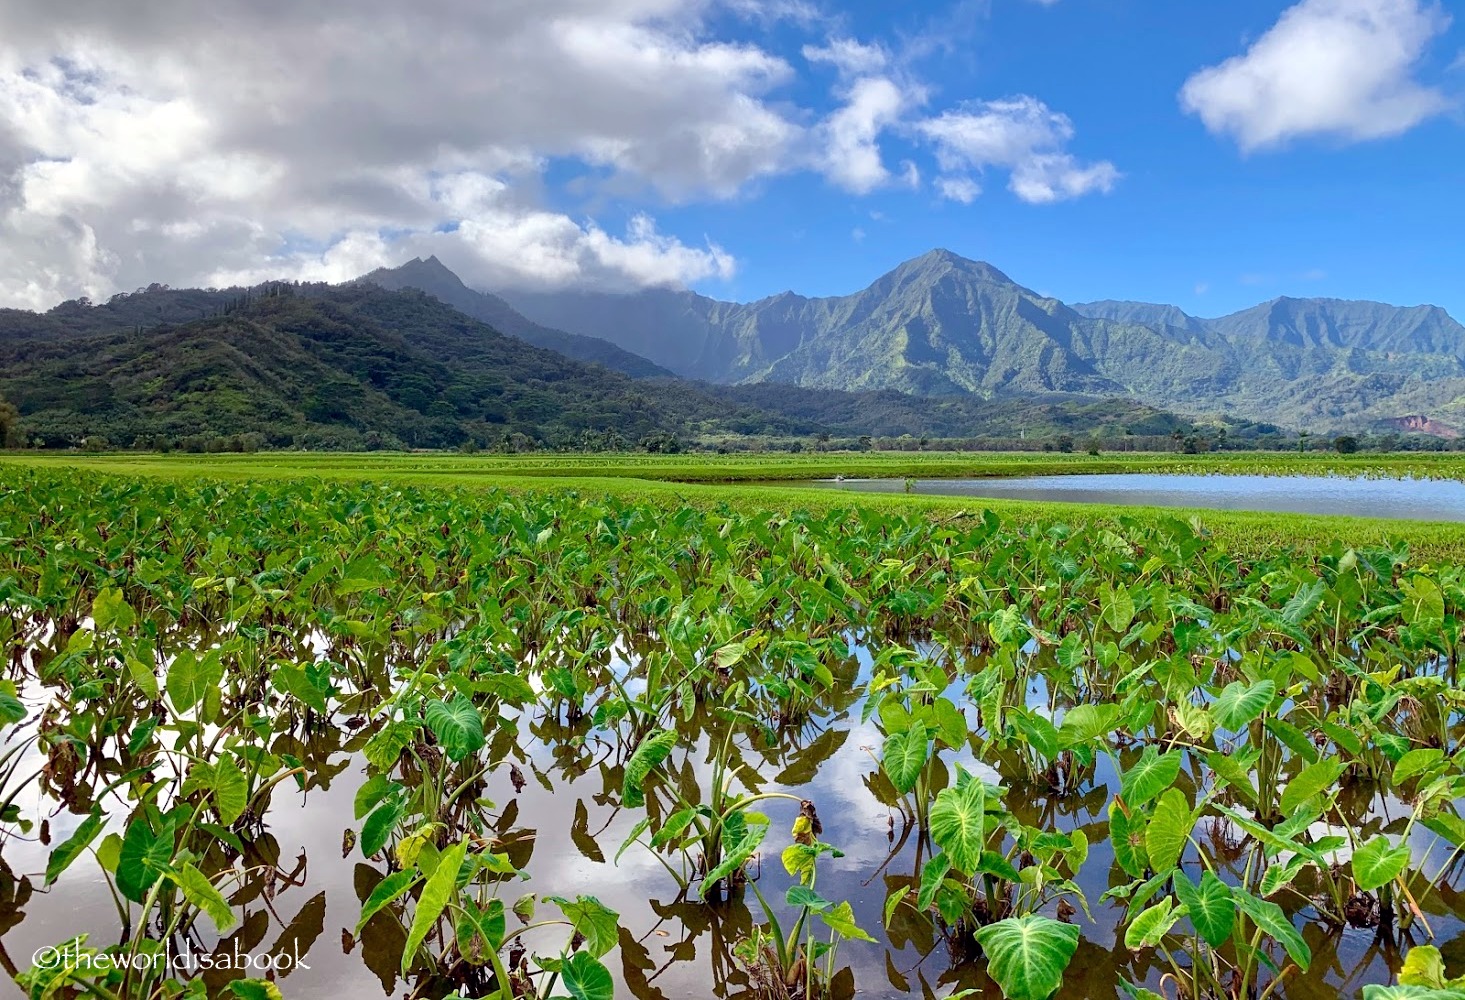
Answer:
top-left (1394, 749), bottom-right (1445, 786)
top-left (45, 807), bottom-right (105, 886)
top-left (1361, 989), bottom-right (1465, 1000)
top-left (1207, 750), bottom-right (1258, 809)
top-left (1109, 800), bottom-right (1149, 881)
top-left (1259, 855), bottom-right (1308, 898)
top-left (363, 721), bottom-right (414, 770)
top-left (622, 729), bottom-right (677, 810)
top-left (360, 793), bottom-right (407, 858)
top-left (1280, 579), bottom-right (1326, 627)
top-left (918, 853), bottom-right (952, 912)
top-left (651, 807), bottom-right (699, 850)
top-left (561, 951), bottom-right (615, 1000)
top-left (456, 898), bottom-right (506, 964)
top-left (1398, 945), bottom-right (1461, 989)
top-left (817, 901), bottom-right (876, 943)
top-left (1057, 705), bottom-right (1121, 750)
top-left (614, 816), bottom-right (651, 864)
top-left (931, 697), bottom-right (969, 751)
top-left (356, 869), bottom-right (420, 933)
top-left (547, 896), bottom-right (620, 958)
top-left (930, 774), bottom-right (985, 876)
top-left (125, 656), bottom-right (160, 702)
top-left (1121, 983), bottom-right (1169, 1000)
top-left (167, 650), bottom-right (223, 715)
top-left (92, 588), bottom-right (136, 632)
top-left (1119, 747), bottom-right (1181, 809)
top-left (272, 663), bottom-right (329, 714)
top-left (176, 862), bottom-right (237, 931)
top-left (1353, 836), bottom-right (1411, 892)
top-left (1212, 804), bottom-right (1320, 863)
top-left (1422, 814), bottom-right (1465, 850)
top-left (1321, 719), bottom-right (1363, 757)
top-left (354, 774), bottom-right (391, 821)
top-left (1212, 680), bottom-right (1276, 731)
top-left (401, 838), bottom-right (468, 974)
top-left (884, 887), bottom-right (911, 930)
top-left (1174, 871), bottom-right (1233, 948)
top-left (978, 850), bottom-right (1023, 883)
top-left (1144, 788), bottom-right (1192, 873)
top-left (1233, 891), bottom-right (1311, 972)
top-left (1010, 712), bottom-right (1059, 763)
top-left (1124, 899), bottom-right (1184, 950)
top-left (1279, 759), bottom-right (1347, 816)
top-left (1400, 576), bottom-right (1446, 628)
top-left (713, 643), bottom-right (746, 668)
top-left (1102, 585), bottom-right (1136, 634)
top-left (227, 982), bottom-right (285, 1000)
top-left (882, 721), bottom-right (929, 795)
top-left (972, 914), bottom-right (1080, 1000)
top-left (779, 842), bottom-right (821, 885)
top-left (786, 885), bottom-right (832, 911)
top-left (1265, 718), bottom-right (1317, 764)
top-left (117, 816), bottom-right (174, 904)
top-left (424, 695), bottom-right (485, 762)
top-left (211, 756), bottom-right (249, 826)
top-left (700, 823), bottom-right (767, 897)
top-left (96, 833), bottom-right (121, 873)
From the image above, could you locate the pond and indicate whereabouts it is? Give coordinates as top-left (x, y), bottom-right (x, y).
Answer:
top-left (809, 473), bottom-right (1465, 521)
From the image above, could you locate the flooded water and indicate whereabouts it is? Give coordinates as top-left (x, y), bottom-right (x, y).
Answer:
top-left (0, 631), bottom-right (1451, 1000)
top-left (809, 474), bottom-right (1465, 521)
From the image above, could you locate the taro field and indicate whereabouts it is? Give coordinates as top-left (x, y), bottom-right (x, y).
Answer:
top-left (2, 467), bottom-right (1465, 1000)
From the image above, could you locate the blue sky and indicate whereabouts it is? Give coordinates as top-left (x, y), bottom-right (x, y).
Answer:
top-left (559, 0), bottom-right (1465, 317)
top-left (2, 0), bottom-right (1462, 318)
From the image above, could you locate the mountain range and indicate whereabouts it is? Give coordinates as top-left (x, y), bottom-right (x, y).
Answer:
top-left (495, 249), bottom-right (1465, 434)
top-left (1, 246), bottom-right (1460, 450)
top-left (0, 280), bottom-right (1193, 450)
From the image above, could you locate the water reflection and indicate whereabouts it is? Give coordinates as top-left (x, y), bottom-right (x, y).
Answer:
top-left (0, 627), bottom-right (1460, 1000)
top-left (810, 474), bottom-right (1465, 522)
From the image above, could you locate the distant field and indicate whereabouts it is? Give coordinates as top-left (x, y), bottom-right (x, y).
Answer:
top-left (7, 448), bottom-right (1465, 482)
top-left (5, 449), bottom-right (1465, 558)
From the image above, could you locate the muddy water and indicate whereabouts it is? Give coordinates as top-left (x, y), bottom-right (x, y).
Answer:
top-left (0, 639), bottom-right (1455, 999)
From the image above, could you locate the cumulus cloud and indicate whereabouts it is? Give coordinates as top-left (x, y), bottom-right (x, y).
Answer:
top-left (814, 76), bottom-right (924, 194)
top-left (916, 96), bottom-right (1120, 203)
top-left (0, 0), bottom-right (1116, 307)
top-left (0, 0), bottom-right (794, 307)
top-left (1181, 0), bottom-right (1452, 151)
top-left (935, 176), bottom-right (982, 204)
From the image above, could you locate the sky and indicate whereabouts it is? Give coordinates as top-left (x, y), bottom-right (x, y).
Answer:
top-left (0, 0), bottom-right (1462, 319)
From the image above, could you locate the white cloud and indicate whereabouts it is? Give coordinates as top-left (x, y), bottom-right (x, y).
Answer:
top-left (935, 175), bottom-right (981, 203)
top-left (915, 96), bottom-right (1119, 203)
top-left (0, 0), bottom-right (1117, 307)
top-left (1181, 0), bottom-right (1452, 151)
top-left (0, 0), bottom-right (796, 306)
top-left (803, 37), bottom-right (888, 77)
top-left (815, 75), bottom-right (923, 194)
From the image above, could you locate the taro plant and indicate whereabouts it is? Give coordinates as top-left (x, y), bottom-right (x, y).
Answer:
top-left (617, 696), bottom-right (813, 897)
top-left (356, 833), bottom-right (620, 999)
top-left (734, 812), bottom-right (874, 999)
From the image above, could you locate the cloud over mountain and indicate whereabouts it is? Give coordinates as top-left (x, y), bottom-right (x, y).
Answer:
top-left (0, 0), bottom-right (1119, 308)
